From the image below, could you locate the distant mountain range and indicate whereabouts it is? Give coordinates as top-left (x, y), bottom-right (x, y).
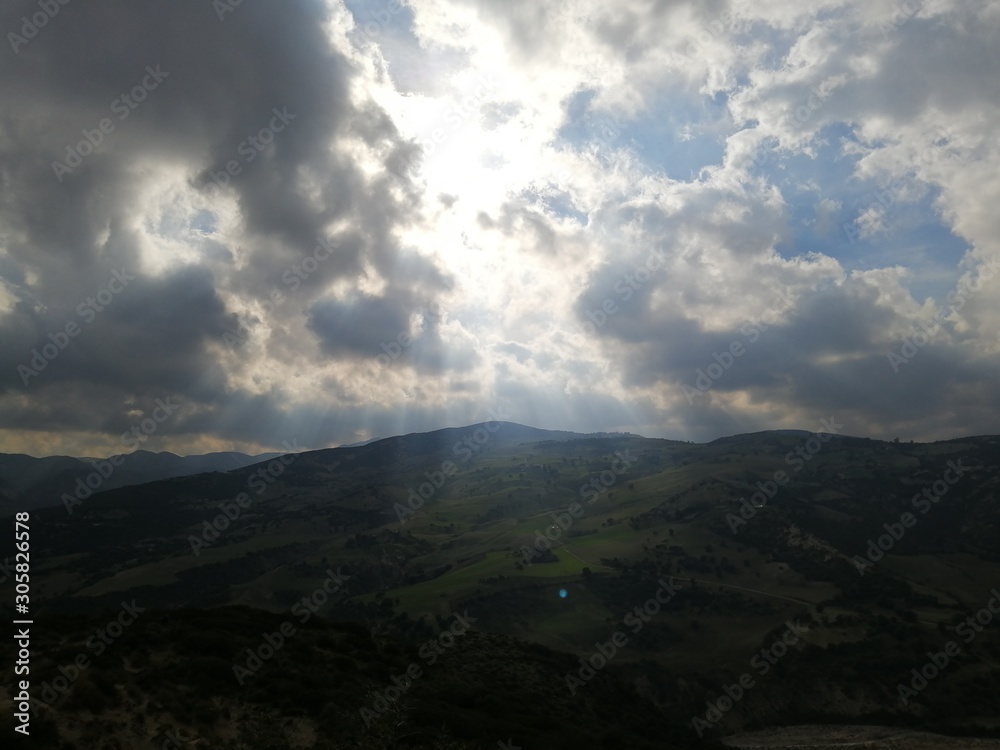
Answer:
top-left (0, 449), bottom-right (285, 513)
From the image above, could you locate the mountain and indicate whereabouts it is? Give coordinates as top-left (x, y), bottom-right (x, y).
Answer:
top-left (0, 449), bottom-right (285, 513)
top-left (3, 423), bottom-right (1000, 747)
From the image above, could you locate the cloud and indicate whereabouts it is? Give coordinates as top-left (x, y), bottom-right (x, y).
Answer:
top-left (1, 0), bottom-right (998, 456)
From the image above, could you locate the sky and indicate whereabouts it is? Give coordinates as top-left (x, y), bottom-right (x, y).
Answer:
top-left (1, 0), bottom-right (999, 458)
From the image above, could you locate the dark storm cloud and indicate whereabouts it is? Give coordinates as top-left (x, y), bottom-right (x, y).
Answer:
top-left (309, 293), bottom-right (413, 355)
top-left (605, 274), bottom-right (1000, 440)
top-left (0, 265), bottom-right (232, 392)
top-left (0, 0), bottom-right (443, 448)
top-left (308, 284), bottom-right (478, 375)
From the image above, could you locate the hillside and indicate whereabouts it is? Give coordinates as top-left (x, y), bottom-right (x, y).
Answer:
top-left (0, 606), bottom-right (707, 749)
top-left (3, 423), bottom-right (1000, 746)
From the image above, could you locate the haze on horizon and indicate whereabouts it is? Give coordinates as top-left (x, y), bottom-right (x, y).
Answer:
top-left (2, 0), bottom-right (999, 459)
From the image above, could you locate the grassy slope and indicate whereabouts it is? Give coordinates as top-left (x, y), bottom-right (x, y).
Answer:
top-left (6, 429), bottom-right (1000, 741)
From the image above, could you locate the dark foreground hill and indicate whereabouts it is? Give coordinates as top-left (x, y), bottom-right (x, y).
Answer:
top-left (0, 605), bottom-right (710, 750)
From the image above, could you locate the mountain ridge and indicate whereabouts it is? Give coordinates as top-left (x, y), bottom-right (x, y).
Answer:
top-left (0, 448), bottom-right (286, 513)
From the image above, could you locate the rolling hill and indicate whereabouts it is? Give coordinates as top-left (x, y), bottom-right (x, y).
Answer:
top-left (3, 423), bottom-right (1000, 747)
